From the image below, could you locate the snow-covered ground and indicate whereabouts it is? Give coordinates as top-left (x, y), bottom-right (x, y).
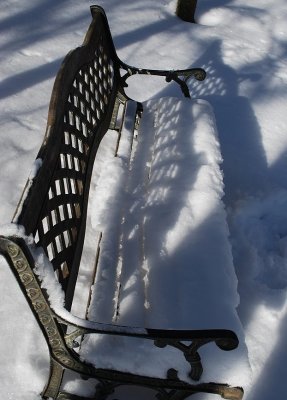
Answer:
top-left (1, 0), bottom-right (287, 399)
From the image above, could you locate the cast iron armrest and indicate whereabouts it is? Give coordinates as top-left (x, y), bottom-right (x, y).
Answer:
top-left (56, 310), bottom-right (238, 381)
top-left (0, 234), bottom-right (238, 382)
top-left (118, 60), bottom-right (206, 98)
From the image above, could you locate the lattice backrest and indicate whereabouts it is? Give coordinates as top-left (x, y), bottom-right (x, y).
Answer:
top-left (15, 7), bottom-right (121, 309)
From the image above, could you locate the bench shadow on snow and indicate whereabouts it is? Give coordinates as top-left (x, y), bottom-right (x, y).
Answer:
top-left (154, 40), bottom-right (268, 207)
top-left (0, 0), bottom-right (87, 100)
top-left (0, 0), bottom-right (87, 55)
top-left (0, 59), bottom-right (63, 100)
top-left (146, 38), bottom-right (287, 399)
top-left (185, 40), bottom-right (287, 400)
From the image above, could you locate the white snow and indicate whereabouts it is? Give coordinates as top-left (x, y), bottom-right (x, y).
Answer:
top-left (0, 0), bottom-right (287, 399)
top-left (77, 97), bottom-right (250, 391)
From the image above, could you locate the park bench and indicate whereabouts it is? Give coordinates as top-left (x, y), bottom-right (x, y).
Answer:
top-left (0, 5), bottom-right (244, 400)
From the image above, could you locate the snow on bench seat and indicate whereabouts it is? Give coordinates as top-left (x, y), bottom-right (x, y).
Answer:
top-left (76, 97), bottom-right (250, 389)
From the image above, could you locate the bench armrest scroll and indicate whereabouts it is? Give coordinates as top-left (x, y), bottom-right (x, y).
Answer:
top-left (119, 60), bottom-right (206, 98)
top-left (0, 235), bottom-right (238, 382)
top-left (58, 312), bottom-right (238, 381)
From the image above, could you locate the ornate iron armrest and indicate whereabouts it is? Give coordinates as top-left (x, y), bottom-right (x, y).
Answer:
top-left (118, 60), bottom-right (206, 98)
top-left (59, 312), bottom-right (238, 381)
top-left (0, 235), bottom-right (238, 382)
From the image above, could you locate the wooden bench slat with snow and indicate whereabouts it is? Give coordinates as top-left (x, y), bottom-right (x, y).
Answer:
top-left (0, 5), bottom-right (246, 400)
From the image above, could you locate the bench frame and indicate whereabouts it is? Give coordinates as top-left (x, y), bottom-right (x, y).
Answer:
top-left (0, 5), bottom-right (243, 400)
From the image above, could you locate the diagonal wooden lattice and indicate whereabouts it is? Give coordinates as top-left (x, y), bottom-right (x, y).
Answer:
top-left (33, 35), bottom-right (115, 297)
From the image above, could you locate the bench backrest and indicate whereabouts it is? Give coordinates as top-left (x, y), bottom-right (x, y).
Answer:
top-left (13, 6), bottom-right (122, 310)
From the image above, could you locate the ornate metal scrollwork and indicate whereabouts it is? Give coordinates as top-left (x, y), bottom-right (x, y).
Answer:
top-left (118, 60), bottom-right (207, 99)
top-left (65, 328), bottom-right (86, 349)
top-left (0, 237), bottom-right (243, 400)
top-left (3, 238), bottom-right (93, 378)
top-left (154, 338), bottom-right (206, 381)
top-left (215, 337), bottom-right (238, 351)
top-left (191, 69), bottom-right (206, 82)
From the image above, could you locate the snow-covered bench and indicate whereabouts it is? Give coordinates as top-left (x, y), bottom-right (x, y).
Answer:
top-left (0, 5), bottom-right (245, 400)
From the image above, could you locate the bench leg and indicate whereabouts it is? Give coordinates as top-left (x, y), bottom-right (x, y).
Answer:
top-left (42, 358), bottom-right (64, 399)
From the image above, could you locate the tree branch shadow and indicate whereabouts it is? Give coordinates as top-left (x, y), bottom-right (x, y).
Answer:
top-left (0, 58), bottom-right (62, 100)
